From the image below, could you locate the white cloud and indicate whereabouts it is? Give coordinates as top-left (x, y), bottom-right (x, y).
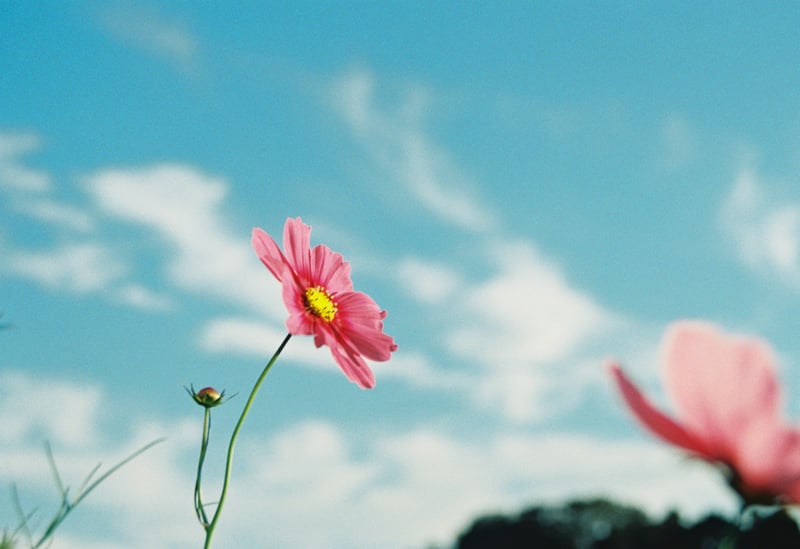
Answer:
top-left (395, 256), bottom-right (463, 304)
top-left (242, 421), bottom-right (380, 508)
top-left (115, 283), bottom-right (173, 311)
top-left (199, 316), bottom-right (330, 370)
top-left (332, 67), bottom-right (496, 232)
top-left (720, 166), bottom-right (800, 287)
top-left (0, 131), bottom-right (51, 192)
top-left (83, 164), bottom-right (284, 320)
top-left (448, 240), bottom-right (612, 366)
top-left (0, 371), bottom-right (103, 452)
top-left (0, 368), bottom-right (737, 549)
top-left (221, 422), bottom-right (734, 549)
top-left (471, 368), bottom-right (560, 423)
top-left (14, 199), bottom-right (94, 232)
top-left (200, 317), bottom-right (285, 356)
top-left (7, 242), bottom-right (126, 294)
top-left (445, 239), bottom-right (620, 422)
top-left (97, 5), bottom-right (199, 70)
top-left (372, 350), bottom-right (469, 390)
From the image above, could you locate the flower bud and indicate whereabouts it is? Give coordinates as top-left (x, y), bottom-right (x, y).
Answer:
top-left (187, 385), bottom-right (225, 408)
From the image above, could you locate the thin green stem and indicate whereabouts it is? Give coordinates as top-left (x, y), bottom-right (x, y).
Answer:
top-left (203, 333), bottom-right (292, 549)
top-left (30, 438), bottom-right (163, 549)
top-left (194, 407), bottom-right (212, 528)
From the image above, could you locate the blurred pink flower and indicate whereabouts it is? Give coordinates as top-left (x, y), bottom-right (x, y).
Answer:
top-left (609, 321), bottom-right (800, 505)
top-left (252, 217), bottom-right (397, 388)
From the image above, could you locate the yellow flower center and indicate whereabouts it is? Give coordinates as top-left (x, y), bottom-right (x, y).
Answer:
top-left (304, 285), bottom-right (337, 322)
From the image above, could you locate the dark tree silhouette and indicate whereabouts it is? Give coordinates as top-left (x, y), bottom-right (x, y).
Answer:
top-left (452, 498), bottom-right (800, 549)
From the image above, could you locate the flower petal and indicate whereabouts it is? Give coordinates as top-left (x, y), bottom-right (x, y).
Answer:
top-left (608, 362), bottom-right (711, 458)
top-left (283, 217), bottom-right (313, 283)
top-left (251, 227), bottom-right (289, 282)
top-left (312, 244), bottom-right (353, 294)
top-left (280, 278), bottom-right (305, 315)
top-left (286, 310), bottom-right (314, 336)
top-left (734, 418), bottom-right (800, 502)
top-left (336, 292), bottom-right (397, 361)
top-left (317, 326), bottom-right (376, 388)
top-left (662, 321), bottom-right (781, 460)
top-left (336, 291), bottom-right (384, 325)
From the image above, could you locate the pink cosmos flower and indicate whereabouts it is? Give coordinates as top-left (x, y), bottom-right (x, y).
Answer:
top-left (608, 321), bottom-right (800, 505)
top-left (251, 217), bottom-right (397, 389)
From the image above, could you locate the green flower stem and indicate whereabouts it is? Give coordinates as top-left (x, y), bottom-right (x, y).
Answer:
top-left (194, 407), bottom-right (212, 528)
top-left (203, 332), bottom-right (292, 549)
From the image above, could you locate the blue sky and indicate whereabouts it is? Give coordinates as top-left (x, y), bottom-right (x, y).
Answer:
top-left (4, 2), bottom-right (800, 547)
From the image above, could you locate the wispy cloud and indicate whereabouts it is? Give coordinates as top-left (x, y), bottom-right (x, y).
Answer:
top-left (7, 242), bottom-right (126, 294)
top-left (658, 114), bottom-right (696, 171)
top-left (4, 236), bottom-right (171, 312)
top-left (115, 283), bottom-right (173, 311)
top-left (0, 131), bottom-right (51, 192)
top-left (0, 136), bottom-right (173, 312)
top-left (82, 163), bottom-right (284, 320)
top-left (720, 165), bottom-right (800, 288)
top-left (327, 67), bottom-right (626, 422)
top-left (96, 4), bottom-right (199, 71)
top-left (14, 199), bottom-right (94, 232)
top-left (332, 67), bottom-right (496, 232)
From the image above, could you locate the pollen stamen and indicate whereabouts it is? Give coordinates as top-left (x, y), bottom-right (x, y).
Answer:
top-left (304, 286), bottom-right (337, 322)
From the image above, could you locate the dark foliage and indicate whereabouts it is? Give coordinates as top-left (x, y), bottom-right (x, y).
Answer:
top-left (454, 498), bottom-right (800, 549)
